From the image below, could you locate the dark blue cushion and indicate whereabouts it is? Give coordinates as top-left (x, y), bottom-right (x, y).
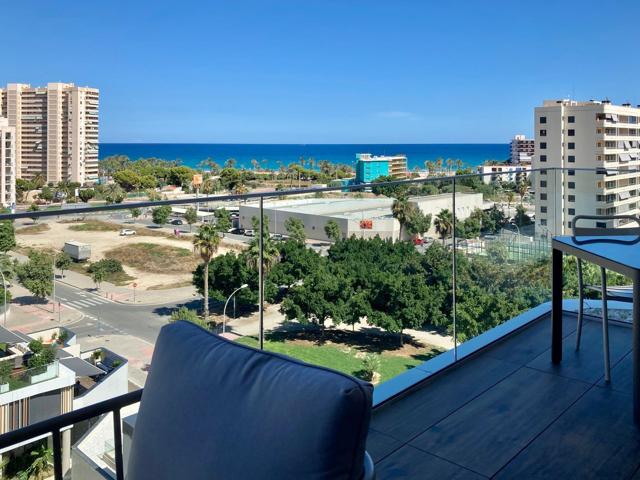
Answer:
top-left (127, 321), bottom-right (373, 480)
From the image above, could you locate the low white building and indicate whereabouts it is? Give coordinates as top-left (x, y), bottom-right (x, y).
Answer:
top-left (477, 163), bottom-right (531, 185)
top-left (239, 193), bottom-right (488, 242)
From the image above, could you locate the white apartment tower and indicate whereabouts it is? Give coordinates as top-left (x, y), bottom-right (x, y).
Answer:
top-left (510, 134), bottom-right (534, 164)
top-left (533, 99), bottom-right (640, 235)
top-left (0, 118), bottom-right (16, 208)
top-left (0, 83), bottom-right (99, 184)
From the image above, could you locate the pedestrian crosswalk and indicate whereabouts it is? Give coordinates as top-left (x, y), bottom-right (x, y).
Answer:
top-left (62, 295), bottom-right (112, 310)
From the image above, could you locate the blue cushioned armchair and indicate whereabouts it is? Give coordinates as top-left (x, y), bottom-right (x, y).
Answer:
top-left (127, 321), bottom-right (375, 479)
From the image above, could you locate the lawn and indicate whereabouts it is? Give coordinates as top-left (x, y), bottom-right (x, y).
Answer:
top-left (68, 220), bottom-right (121, 232)
top-left (236, 333), bottom-right (442, 384)
top-left (105, 242), bottom-right (198, 274)
top-left (16, 224), bottom-right (50, 235)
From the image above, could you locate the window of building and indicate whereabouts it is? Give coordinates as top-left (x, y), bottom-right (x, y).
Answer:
top-left (540, 193), bottom-right (547, 200)
top-left (568, 208), bottom-right (576, 215)
top-left (540, 129), bottom-right (547, 136)
top-left (540, 116), bottom-right (547, 124)
top-left (568, 182), bottom-right (575, 189)
top-left (568, 142), bottom-right (575, 149)
top-left (540, 180), bottom-right (547, 187)
top-left (541, 206), bottom-right (547, 213)
top-left (568, 155), bottom-right (575, 163)
top-left (568, 170), bottom-right (575, 176)
top-left (540, 142), bottom-right (547, 149)
top-left (568, 195), bottom-right (575, 202)
top-left (540, 154), bottom-right (547, 162)
top-left (541, 219), bottom-right (548, 226)
top-left (596, 222), bottom-right (607, 228)
top-left (567, 221), bottom-right (572, 229)
top-left (540, 170), bottom-right (547, 175)
top-left (568, 129), bottom-right (575, 136)
top-left (568, 116), bottom-right (575, 123)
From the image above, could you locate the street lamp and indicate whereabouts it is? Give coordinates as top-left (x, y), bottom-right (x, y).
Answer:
top-left (0, 270), bottom-right (7, 327)
top-left (222, 284), bottom-right (249, 334)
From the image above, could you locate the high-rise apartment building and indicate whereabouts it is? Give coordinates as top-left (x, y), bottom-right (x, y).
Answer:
top-left (533, 99), bottom-right (640, 235)
top-left (0, 118), bottom-right (16, 208)
top-left (510, 134), bottom-right (534, 164)
top-left (0, 83), bottom-right (99, 184)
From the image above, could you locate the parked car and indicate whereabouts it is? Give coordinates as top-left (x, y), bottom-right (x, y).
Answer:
top-left (120, 229), bottom-right (137, 236)
top-left (228, 228), bottom-right (245, 235)
top-left (271, 233), bottom-right (286, 241)
top-left (412, 237), bottom-right (425, 245)
top-left (244, 229), bottom-right (256, 237)
top-left (170, 219), bottom-right (184, 225)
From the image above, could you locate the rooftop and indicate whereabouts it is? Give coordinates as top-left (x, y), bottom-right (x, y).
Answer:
top-left (368, 312), bottom-right (640, 478)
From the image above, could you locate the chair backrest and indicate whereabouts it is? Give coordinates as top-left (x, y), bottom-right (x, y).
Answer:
top-left (572, 214), bottom-right (640, 237)
top-left (126, 321), bottom-right (373, 480)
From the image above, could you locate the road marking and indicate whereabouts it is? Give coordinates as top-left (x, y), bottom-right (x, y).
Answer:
top-left (69, 300), bottom-right (94, 308)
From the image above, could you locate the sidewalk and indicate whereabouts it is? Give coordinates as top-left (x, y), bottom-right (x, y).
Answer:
top-left (56, 268), bottom-right (197, 305)
top-left (10, 250), bottom-right (196, 306)
top-left (6, 283), bottom-right (84, 334)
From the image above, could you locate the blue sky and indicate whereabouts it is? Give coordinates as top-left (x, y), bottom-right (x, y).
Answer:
top-left (3, 1), bottom-right (640, 143)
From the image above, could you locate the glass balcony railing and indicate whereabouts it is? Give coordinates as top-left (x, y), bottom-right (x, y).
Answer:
top-left (0, 361), bottom-right (59, 393)
top-left (1, 166), bottom-right (640, 479)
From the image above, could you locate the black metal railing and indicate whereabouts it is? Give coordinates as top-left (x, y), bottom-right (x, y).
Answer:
top-left (0, 389), bottom-right (142, 480)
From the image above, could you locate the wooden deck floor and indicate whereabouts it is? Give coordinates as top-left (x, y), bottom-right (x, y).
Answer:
top-left (368, 312), bottom-right (640, 479)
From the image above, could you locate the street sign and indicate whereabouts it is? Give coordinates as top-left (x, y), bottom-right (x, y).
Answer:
top-left (192, 174), bottom-right (203, 186)
top-left (132, 282), bottom-right (138, 288)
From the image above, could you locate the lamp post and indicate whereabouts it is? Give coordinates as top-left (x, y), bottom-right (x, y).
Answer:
top-left (222, 284), bottom-right (249, 334)
top-left (0, 270), bottom-right (7, 327)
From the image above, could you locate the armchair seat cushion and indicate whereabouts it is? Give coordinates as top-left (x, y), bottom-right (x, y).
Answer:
top-left (127, 321), bottom-right (373, 480)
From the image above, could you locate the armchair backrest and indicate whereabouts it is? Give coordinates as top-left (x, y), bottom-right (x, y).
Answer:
top-left (126, 321), bottom-right (373, 480)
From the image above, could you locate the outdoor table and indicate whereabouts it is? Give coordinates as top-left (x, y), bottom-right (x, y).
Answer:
top-left (552, 235), bottom-right (640, 424)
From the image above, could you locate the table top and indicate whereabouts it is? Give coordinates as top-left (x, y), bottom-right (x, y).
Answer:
top-left (553, 235), bottom-right (640, 276)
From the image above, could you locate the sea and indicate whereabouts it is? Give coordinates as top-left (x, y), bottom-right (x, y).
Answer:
top-left (99, 143), bottom-right (509, 171)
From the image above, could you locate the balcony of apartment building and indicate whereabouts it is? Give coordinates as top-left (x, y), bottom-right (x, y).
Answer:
top-left (1, 169), bottom-right (640, 479)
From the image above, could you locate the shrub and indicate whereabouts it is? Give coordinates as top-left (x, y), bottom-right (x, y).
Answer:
top-left (88, 258), bottom-right (124, 275)
top-left (170, 306), bottom-right (210, 329)
top-left (359, 353), bottom-right (381, 382)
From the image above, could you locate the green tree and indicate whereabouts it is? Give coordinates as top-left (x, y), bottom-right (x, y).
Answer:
top-left (78, 188), bottom-right (96, 203)
top-left (284, 217), bottom-right (306, 244)
top-left (245, 216), bottom-right (280, 274)
top-left (213, 208), bottom-right (232, 234)
top-left (0, 221), bottom-right (16, 253)
top-left (16, 252), bottom-right (53, 299)
top-left (324, 220), bottom-right (342, 242)
top-left (193, 224), bottom-right (221, 320)
top-left (405, 209), bottom-right (432, 239)
top-left (514, 204), bottom-right (532, 227)
top-left (434, 209), bottom-right (453, 244)
top-left (38, 186), bottom-right (54, 204)
top-left (55, 252), bottom-right (72, 278)
top-left (28, 203), bottom-right (40, 223)
top-left (91, 264), bottom-right (107, 290)
top-left (184, 207), bottom-right (198, 232)
top-left (130, 207), bottom-right (142, 220)
top-left (371, 175), bottom-right (408, 198)
top-left (113, 169), bottom-right (142, 191)
top-left (152, 205), bottom-right (172, 225)
top-left (517, 180), bottom-right (529, 204)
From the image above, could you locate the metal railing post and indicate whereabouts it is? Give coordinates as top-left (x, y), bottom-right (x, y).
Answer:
top-left (452, 176), bottom-right (457, 361)
top-left (52, 429), bottom-right (63, 480)
top-left (113, 408), bottom-right (125, 480)
top-left (259, 196), bottom-right (264, 350)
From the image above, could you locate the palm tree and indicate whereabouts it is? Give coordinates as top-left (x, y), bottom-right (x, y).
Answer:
top-left (517, 181), bottom-right (528, 204)
top-left (425, 161), bottom-right (436, 176)
top-left (434, 209), bottom-right (454, 245)
top-left (506, 191), bottom-right (515, 207)
top-left (392, 197), bottom-right (414, 240)
top-left (193, 224), bottom-right (221, 320)
top-left (245, 219), bottom-right (280, 274)
top-left (435, 157), bottom-right (444, 174)
top-left (251, 159), bottom-right (259, 171)
top-left (446, 158), bottom-right (454, 175)
top-left (455, 159), bottom-right (463, 171)
top-left (19, 444), bottom-right (53, 480)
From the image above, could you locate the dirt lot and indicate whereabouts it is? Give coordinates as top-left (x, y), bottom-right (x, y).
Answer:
top-left (15, 220), bottom-right (234, 290)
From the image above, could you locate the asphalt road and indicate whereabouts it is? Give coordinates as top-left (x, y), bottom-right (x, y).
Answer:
top-left (54, 281), bottom-right (198, 344)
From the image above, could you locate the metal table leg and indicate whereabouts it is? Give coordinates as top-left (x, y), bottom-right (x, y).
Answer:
top-left (552, 247), bottom-right (563, 364)
top-left (633, 278), bottom-right (640, 424)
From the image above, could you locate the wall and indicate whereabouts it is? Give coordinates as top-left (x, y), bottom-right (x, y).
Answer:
top-left (73, 349), bottom-right (128, 410)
